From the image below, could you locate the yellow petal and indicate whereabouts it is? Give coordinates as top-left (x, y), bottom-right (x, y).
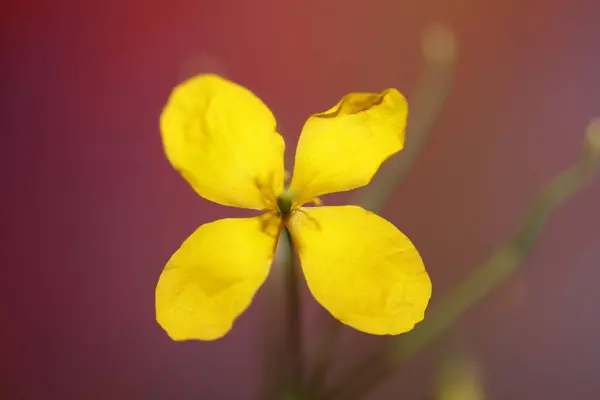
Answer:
top-left (289, 89), bottom-right (407, 205)
top-left (288, 206), bottom-right (431, 335)
top-left (160, 74), bottom-right (285, 210)
top-left (156, 215), bottom-right (281, 341)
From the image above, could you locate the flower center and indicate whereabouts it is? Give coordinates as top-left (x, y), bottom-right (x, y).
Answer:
top-left (275, 188), bottom-right (323, 221)
top-left (276, 189), bottom-right (294, 217)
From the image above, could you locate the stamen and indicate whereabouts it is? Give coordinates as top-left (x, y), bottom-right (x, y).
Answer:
top-left (293, 207), bottom-right (322, 231)
top-left (258, 211), bottom-right (283, 238)
top-left (311, 197), bottom-right (323, 206)
top-left (253, 175), bottom-right (278, 211)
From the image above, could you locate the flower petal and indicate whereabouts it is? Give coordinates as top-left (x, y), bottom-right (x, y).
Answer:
top-left (161, 74), bottom-right (285, 210)
top-left (288, 206), bottom-right (431, 335)
top-left (156, 215), bottom-right (281, 341)
top-left (289, 89), bottom-right (407, 205)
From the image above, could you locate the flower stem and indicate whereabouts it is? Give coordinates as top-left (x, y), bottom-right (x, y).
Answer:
top-left (324, 122), bottom-right (600, 400)
top-left (305, 319), bottom-right (343, 396)
top-left (283, 227), bottom-right (304, 397)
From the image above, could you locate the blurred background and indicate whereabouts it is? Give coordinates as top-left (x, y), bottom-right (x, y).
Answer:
top-left (2, 0), bottom-right (599, 398)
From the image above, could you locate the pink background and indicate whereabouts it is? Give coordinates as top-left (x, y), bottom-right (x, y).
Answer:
top-left (2, 0), bottom-right (599, 398)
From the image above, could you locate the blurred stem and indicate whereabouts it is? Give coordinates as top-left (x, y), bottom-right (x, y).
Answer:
top-left (353, 24), bottom-right (457, 212)
top-left (325, 122), bottom-right (600, 400)
top-left (305, 318), bottom-right (343, 396)
top-left (310, 25), bottom-right (458, 398)
top-left (283, 227), bottom-right (304, 397)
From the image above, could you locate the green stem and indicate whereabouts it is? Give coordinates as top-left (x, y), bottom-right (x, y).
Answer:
top-left (325, 133), bottom-right (599, 400)
top-left (305, 320), bottom-right (343, 396)
top-left (283, 227), bottom-right (303, 397)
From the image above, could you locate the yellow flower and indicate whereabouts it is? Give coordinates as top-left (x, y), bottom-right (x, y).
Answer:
top-left (156, 74), bottom-right (432, 341)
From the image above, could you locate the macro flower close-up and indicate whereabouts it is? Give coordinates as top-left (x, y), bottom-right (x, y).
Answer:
top-left (6, 1), bottom-right (600, 398)
top-left (156, 74), bottom-right (432, 341)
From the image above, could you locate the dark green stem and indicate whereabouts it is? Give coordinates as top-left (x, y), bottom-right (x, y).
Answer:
top-left (283, 227), bottom-right (303, 397)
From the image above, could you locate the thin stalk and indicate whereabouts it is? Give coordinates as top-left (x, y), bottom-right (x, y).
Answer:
top-left (325, 122), bottom-right (600, 400)
top-left (305, 320), bottom-right (343, 396)
top-left (283, 227), bottom-right (304, 397)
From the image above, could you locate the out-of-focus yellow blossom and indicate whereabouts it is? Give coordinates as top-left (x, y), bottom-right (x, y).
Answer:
top-left (156, 74), bottom-right (432, 341)
top-left (437, 357), bottom-right (485, 400)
